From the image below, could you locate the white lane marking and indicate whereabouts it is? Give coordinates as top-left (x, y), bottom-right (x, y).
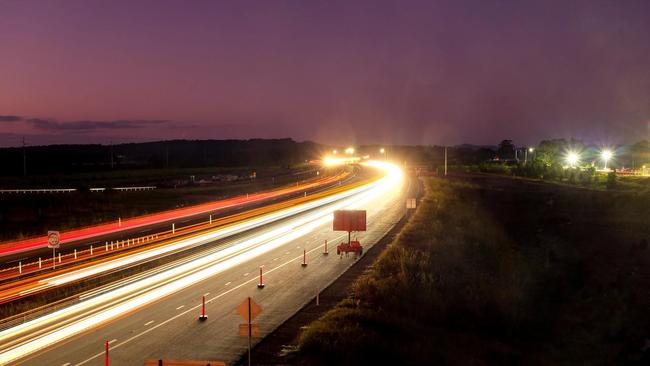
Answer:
top-left (74, 233), bottom-right (348, 366)
top-left (296, 246), bottom-right (300, 249)
top-left (62, 363), bottom-right (71, 366)
top-left (273, 257), bottom-right (279, 261)
top-left (225, 282), bottom-right (231, 286)
top-left (203, 292), bottom-right (210, 296)
top-left (176, 305), bottom-right (184, 310)
top-left (144, 321), bottom-right (154, 326)
top-left (285, 252), bottom-right (290, 255)
top-left (243, 273), bottom-right (249, 277)
top-left (108, 339), bottom-right (117, 344)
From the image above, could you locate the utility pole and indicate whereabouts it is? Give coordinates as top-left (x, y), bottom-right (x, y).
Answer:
top-left (524, 148), bottom-right (528, 164)
top-left (22, 137), bottom-right (27, 176)
top-left (444, 146), bottom-right (448, 176)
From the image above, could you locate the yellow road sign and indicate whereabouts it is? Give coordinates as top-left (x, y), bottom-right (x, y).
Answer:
top-left (238, 323), bottom-right (260, 337)
top-left (236, 297), bottom-right (262, 322)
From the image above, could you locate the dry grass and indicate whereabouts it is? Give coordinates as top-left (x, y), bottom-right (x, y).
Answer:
top-left (296, 177), bottom-right (650, 365)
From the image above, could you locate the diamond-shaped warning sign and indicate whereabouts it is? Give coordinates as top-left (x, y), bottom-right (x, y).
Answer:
top-left (237, 297), bottom-right (262, 322)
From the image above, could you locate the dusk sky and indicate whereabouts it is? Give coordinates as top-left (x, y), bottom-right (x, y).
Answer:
top-left (1, 0), bottom-right (649, 147)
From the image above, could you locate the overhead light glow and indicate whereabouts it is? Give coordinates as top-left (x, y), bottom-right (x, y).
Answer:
top-left (565, 151), bottom-right (580, 167)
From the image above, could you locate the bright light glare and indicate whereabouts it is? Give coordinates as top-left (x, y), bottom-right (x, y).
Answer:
top-left (565, 151), bottom-right (580, 166)
top-left (379, 148), bottom-right (385, 154)
top-left (345, 147), bottom-right (355, 154)
top-left (323, 156), bottom-right (360, 166)
top-left (601, 149), bottom-right (613, 161)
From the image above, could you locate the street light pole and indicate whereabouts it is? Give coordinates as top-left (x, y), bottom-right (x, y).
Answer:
top-left (444, 146), bottom-right (448, 176)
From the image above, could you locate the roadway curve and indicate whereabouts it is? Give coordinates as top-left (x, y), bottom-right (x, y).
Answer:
top-left (0, 161), bottom-right (407, 365)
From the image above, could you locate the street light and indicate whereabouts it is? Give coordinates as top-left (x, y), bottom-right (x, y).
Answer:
top-left (565, 151), bottom-right (580, 167)
top-left (332, 149), bottom-right (337, 155)
top-left (379, 148), bottom-right (386, 160)
top-left (600, 149), bottom-right (613, 170)
top-left (345, 147), bottom-right (355, 155)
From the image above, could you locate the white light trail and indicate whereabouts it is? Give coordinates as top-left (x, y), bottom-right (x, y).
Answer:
top-left (0, 161), bottom-right (402, 365)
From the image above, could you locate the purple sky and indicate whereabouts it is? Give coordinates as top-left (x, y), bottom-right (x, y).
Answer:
top-left (1, 0), bottom-right (649, 147)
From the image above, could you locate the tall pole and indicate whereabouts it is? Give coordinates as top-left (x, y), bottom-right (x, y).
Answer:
top-left (444, 146), bottom-right (448, 176)
top-left (525, 149), bottom-right (528, 164)
top-left (248, 297), bottom-right (252, 366)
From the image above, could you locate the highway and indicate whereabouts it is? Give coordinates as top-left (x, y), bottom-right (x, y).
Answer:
top-left (0, 161), bottom-right (406, 365)
top-left (0, 170), bottom-right (349, 263)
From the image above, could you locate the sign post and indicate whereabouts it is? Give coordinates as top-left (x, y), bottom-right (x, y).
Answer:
top-left (47, 231), bottom-right (60, 269)
top-left (237, 297), bottom-right (262, 366)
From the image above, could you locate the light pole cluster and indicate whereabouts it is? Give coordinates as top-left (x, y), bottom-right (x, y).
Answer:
top-left (563, 148), bottom-right (615, 170)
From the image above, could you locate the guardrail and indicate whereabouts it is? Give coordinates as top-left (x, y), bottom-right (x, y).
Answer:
top-left (0, 188), bottom-right (76, 194)
top-left (1, 186), bottom-right (156, 194)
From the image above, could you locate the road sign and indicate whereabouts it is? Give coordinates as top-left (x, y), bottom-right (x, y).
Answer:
top-left (239, 323), bottom-right (260, 337)
top-left (237, 297), bottom-right (262, 322)
top-left (333, 210), bottom-right (367, 232)
top-left (406, 198), bottom-right (417, 209)
top-left (237, 297), bottom-right (263, 366)
top-left (47, 231), bottom-right (60, 249)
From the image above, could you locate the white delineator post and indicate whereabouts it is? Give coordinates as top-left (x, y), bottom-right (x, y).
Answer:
top-left (444, 146), bottom-right (448, 176)
top-left (257, 266), bottom-right (265, 288)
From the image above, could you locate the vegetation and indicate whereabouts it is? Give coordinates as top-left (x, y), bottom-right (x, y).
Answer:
top-left (0, 138), bottom-right (323, 186)
top-left (296, 177), bottom-right (650, 365)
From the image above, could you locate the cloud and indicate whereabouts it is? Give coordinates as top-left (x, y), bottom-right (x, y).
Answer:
top-left (27, 118), bottom-right (169, 132)
top-left (0, 115), bottom-right (23, 122)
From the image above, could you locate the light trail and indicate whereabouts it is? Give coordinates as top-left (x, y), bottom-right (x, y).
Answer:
top-left (0, 173), bottom-right (347, 257)
top-left (0, 161), bottom-right (402, 365)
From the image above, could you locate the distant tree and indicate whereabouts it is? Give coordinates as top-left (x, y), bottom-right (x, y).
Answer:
top-left (628, 140), bottom-right (650, 168)
top-left (497, 140), bottom-right (515, 160)
top-left (536, 139), bottom-right (566, 167)
top-left (476, 147), bottom-right (496, 162)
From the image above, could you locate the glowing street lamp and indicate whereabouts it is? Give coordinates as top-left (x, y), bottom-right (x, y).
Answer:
top-left (379, 147), bottom-right (386, 160)
top-left (345, 147), bottom-right (355, 155)
top-left (332, 149), bottom-right (337, 155)
top-left (565, 151), bottom-right (580, 167)
top-left (600, 149), bottom-right (613, 170)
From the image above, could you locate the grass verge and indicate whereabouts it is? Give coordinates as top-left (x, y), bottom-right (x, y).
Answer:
top-left (296, 177), bottom-right (650, 365)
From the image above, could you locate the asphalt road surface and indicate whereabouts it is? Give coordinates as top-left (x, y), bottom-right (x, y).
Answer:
top-left (0, 161), bottom-right (406, 365)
